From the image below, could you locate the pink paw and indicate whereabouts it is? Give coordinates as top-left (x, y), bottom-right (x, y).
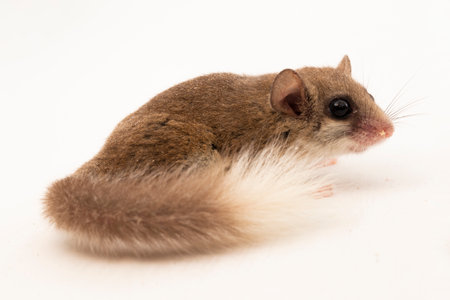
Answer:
top-left (314, 184), bottom-right (334, 199)
top-left (317, 158), bottom-right (338, 168)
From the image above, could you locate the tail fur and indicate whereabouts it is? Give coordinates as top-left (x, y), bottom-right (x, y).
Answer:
top-left (44, 146), bottom-right (330, 256)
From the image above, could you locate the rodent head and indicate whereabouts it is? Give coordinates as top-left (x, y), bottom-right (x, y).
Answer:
top-left (269, 56), bottom-right (394, 156)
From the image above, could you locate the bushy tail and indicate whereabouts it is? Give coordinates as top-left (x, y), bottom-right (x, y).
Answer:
top-left (44, 146), bottom-right (331, 256)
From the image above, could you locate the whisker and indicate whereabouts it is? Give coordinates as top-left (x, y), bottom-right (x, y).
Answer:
top-left (385, 91), bottom-right (403, 116)
top-left (361, 64), bottom-right (366, 88)
top-left (384, 75), bottom-right (415, 115)
top-left (391, 113), bottom-right (424, 121)
top-left (387, 98), bottom-right (425, 120)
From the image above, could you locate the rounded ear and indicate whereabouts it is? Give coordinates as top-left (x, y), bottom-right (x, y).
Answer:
top-left (337, 55), bottom-right (352, 76)
top-left (270, 69), bottom-right (308, 117)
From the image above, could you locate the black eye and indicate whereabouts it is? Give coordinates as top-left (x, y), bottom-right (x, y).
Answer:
top-left (329, 98), bottom-right (352, 119)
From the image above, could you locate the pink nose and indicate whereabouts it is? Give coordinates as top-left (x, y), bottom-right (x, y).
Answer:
top-left (355, 120), bottom-right (394, 147)
top-left (378, 122), bottom-right (394, 139)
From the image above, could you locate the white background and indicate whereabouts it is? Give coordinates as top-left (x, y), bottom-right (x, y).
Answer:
top-left (1, 0), bottom-right (450, 299)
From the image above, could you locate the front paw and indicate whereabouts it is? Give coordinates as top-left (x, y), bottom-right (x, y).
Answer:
top-left (313, 184), bottom-right (334, 199)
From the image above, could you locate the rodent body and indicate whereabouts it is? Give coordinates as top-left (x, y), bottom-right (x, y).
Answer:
top-left (45, 56), bottom-right (394, 256)
top-left (78, 73), bottom-right (279, 175)
top-left (78, 72), bottom-right (299, 176)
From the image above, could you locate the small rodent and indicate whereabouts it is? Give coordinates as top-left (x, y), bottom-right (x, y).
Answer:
top-left (44, 56), bottom-right (394, 256)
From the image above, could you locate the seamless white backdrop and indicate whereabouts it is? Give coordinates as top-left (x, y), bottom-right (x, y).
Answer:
top-left (1, 0), bottom-right (450, 299)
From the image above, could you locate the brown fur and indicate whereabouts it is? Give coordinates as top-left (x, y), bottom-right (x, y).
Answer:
top-left (46, 164), bottom-right (247, 255)
top-left (44, 56), bottom-right (394, 256)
